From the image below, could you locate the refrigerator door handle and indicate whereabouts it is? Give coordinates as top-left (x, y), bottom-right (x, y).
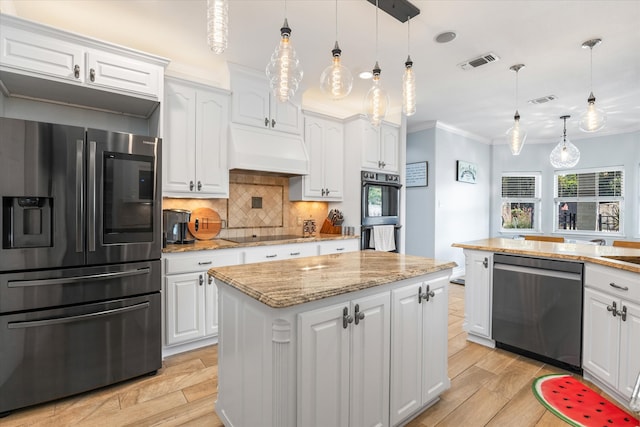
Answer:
top-left (7, 267), bottom-right (151, 288)
top-left (7, 301), bottom-right (150, 329)
top-left (76, 138), bottom-right (85, 253)
top-left (88, 140), bottom-right (96, 252)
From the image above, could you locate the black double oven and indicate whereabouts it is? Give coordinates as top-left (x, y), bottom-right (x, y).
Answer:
top-left (360, 171), bottom-right (401, 251)
top-left (0, 118), bottom-right (162, 414)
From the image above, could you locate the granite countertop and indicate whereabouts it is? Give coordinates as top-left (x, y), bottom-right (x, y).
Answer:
top-left (208, 251), bottom-right (457, 308)
top-left (452, 238), bottom-right (640, 274)
top-left (163, 234), bottom-right (358, 254)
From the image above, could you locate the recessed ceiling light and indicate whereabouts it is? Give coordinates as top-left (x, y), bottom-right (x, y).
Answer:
top-left (435, 31), bottom-right (456, 43)
top-left (359, 70), bottom-right (373, 80)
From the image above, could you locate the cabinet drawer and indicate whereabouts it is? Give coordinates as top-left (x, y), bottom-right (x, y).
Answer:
top-left (243, 243), bottom-right (317, 264)
top-left (585, 263), bottom-right (640, 303)
top-left (165, 249), bottom-right (242, 275)
top-left (318, 239), bottom-right (359, 255)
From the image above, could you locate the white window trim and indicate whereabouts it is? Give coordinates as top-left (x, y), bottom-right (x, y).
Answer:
top-left (553, 166), bottom-right (624, 236)
top-left (500, 172), bottom-right (542, 234)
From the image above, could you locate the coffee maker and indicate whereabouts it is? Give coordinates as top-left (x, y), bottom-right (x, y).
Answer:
top-left (163, 209), bottom-right (195, 244)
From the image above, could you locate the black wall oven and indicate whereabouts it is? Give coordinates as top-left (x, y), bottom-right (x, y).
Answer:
top-left (361, 171), bottom-right (401, 250)
top-left (0, 118), bottom-right (162, 414)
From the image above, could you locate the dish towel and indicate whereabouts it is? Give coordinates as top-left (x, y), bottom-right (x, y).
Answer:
top-left (369, 225), bottom-right (396, 251)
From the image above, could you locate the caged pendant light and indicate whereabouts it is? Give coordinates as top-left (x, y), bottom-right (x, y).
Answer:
top-left (320, 0), bottom-right (353, 100)
top-left (402, 16), bottom-right (416, 116)
top-left (506, 64), bottom-right (527, 155)
top-left (550, 115), bottom-right (580, 169)
top-left (206, 0), bottom-right (228, 54)
top-left (579, 38), bottom-right (606, 132)
top-left (364, 0), bottom-right (390, 127)
top-left (266, 1), bottom-right (303, 103)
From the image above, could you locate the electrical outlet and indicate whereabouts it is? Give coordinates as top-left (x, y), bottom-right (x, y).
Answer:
top-left (297, 217), bottom-right (302, 225)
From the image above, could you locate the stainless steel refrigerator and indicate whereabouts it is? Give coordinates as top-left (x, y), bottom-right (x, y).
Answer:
top-left (0, 118), bottom-right (162, 415)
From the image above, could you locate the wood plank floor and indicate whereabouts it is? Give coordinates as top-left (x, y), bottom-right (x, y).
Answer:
top-left (0, 283), bottom-right (625, 426)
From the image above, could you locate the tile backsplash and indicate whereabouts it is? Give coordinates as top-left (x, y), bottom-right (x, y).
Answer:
top-left (163, 171), bottom-right (328, 240)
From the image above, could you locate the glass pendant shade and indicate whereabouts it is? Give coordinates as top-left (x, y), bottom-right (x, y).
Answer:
top-left (579, 38), bottom-right (606, 132)
top-left (402, 56), bottom-right (416, 116)
top-left (550, 116), bottom-right (580, 168)
top-left (506, 111), bottom-right (526, 155)
top-left (206, 0), bottom-right (228, 54)
top-left (579, 92), bottom-right (607, 132)
top-left (320, 42), bottom-right (353, 100)
top-left (266, 19), bottom-right (303, 103)
top-left (364, 63), bottom-right (389, 127)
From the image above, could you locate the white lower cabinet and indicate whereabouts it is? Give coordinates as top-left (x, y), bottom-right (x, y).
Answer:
top-left (462, 250), bottom-right (494, 345)
top-left (298, 292), bottom-right (390, 427)
top-left (318, 238), bottom-right (360, 255)
top-left (390, 274), bottom-right (450, 425)
top-left (583, 264), bottom-right (640, 401)
top-left (164, 250), bottom-right (242, 347)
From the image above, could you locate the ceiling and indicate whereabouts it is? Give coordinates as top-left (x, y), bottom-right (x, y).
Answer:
top-left (3, 0), bottom-right (640, 145)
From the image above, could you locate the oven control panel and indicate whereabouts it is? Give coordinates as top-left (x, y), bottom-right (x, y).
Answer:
top-left (361, 171), bottom-right (401, 184)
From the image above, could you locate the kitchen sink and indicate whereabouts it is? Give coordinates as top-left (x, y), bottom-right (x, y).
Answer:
top-left (223, 235), bottom-right (305, 244)
top-left (601, 255), bottom-right (640, 266)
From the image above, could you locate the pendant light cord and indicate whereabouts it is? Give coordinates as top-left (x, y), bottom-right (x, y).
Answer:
top-left (515, 70), bottom-right (519, 111)
top-left (407, 16), bottom-right (411, 55)
top-left (335, 0), bottom-right (338, 41)
top-left (589, 46), bottom-right (594, 92)
top-left (375, 0), bottom-right (379, 60)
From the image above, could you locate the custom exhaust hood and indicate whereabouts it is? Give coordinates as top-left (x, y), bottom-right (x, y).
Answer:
top-left (228, 123), bottom-right (309, 176)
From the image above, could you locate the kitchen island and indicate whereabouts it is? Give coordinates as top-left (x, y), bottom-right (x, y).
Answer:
top-left (208, 251), bottom-right (456, 427)
top-left (452, 238), bottom-right (640, 412)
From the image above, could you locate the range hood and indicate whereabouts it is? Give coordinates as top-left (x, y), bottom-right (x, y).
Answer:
top-left (228, 123), bottom-right (309, 176)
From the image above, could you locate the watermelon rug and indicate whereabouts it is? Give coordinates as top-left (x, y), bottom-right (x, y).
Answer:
top-left (532, 374), bottom-right (639, 427)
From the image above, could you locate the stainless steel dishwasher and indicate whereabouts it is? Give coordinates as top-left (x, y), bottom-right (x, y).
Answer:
top-left (492, 254), bottom-right (583, 372)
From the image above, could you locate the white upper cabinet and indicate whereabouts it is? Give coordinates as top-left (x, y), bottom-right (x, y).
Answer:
top-left (163, 77), bottom-right (229, 197)
top-left (0, 14), bottom-right (167, 117)
top-left (229, 64), bottom-right (302, 134)
top-left (290, 112), bottom-right (344, 201)
top-left (346, 116), bottom-right (400, 173)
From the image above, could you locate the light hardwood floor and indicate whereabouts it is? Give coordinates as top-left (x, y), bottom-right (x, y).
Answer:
top-left (0, 283), bottom-right (625, 426)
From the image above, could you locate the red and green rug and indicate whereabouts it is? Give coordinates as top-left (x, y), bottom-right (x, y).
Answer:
top-left (532, 374), bottom-right (639, 427)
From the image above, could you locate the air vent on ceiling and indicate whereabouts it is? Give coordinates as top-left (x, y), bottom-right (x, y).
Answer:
top-left (528, 95), bottom-right (557, 105)
top-left (458, 52), bottom-right (500, 70)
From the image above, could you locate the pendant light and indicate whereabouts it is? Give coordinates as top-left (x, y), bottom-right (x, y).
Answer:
top-left (579, 38), bottom-right (606, 132)
top-left (364, 0), bottom-right (389, 127)
top-left (506, 64), bottom-right (527, 155)
top-left (550, 115), bottom-right (580, 169)
top-left (206, 0), bottom-right (228, 54)
top-left (266, 1), bottom-right (303, 103)
top-left (402, 16), bottom-right (416, 116)
top-left (320, 0), bottom-right (353, 100)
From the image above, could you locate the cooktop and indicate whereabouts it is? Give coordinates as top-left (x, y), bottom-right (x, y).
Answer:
top-left (224, 235), bottom-right (305, 244)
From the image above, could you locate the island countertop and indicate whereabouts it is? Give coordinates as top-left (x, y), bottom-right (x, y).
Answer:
top-left (208, 251), bottom-right (457, 308)
top-left (452, 238), bottom-right (640, 273)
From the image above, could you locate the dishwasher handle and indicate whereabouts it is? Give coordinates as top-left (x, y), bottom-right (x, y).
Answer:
top-left (493, 262), bottom-right (582, 281)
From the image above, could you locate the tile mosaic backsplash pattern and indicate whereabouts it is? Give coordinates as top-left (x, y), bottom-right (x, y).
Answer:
top-left (163, 171), bottom-right (329, 240)
top-left (228, 183), bottom-right (282, 228)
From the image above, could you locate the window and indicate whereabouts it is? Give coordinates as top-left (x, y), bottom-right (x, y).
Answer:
top-left (501, 173), bottom-right (541, 232)
top-left (554, 167), bottom-right (623, 233)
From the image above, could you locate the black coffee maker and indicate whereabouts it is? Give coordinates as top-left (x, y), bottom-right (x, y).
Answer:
top-left (163, 209), bottom-right (195, 244)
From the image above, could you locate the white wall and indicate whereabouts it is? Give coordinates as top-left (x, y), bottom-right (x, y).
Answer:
top-left (490, 130), bottom-right (640, 242)
top-left (406, 123), bottom-right (492, 277)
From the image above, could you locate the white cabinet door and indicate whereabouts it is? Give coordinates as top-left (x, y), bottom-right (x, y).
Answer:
top-left (464, 251), bottom-right (493, 339)
top-left (292, 114), bottom-right (344, 201)
top-left (166, 272), bottom-right (206, 345)
top-left (195, 89), bottom-right (229, 195)
top-left (85, 50), bottom-right (160, 97)
top-left (350, 292), bottom-right (390, 427)
top-left (618, 299), bottom-right (640, 398)
top-left (380, 123), bottom-right (399, 173)
top-left (583, 287), bottom-right (619, 388)
top-left (421, 276), bottom-right (450, 403)
top-left (163, 78), bottom-right (229, 197)
top-left (230, 64), bottom-right (301, 134)
top-left (0, 24), bottom-right (84, 83)
top-left (205, 275), bottom-right (218, 337)
top-left (164, 80), bottom-right (197, 193)
top-left (361, 123), bottom-right (381, 171)
top-left (390, 282), bottom-right (423, 426)
top-left (299, 302), bottom-right (350, 427)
